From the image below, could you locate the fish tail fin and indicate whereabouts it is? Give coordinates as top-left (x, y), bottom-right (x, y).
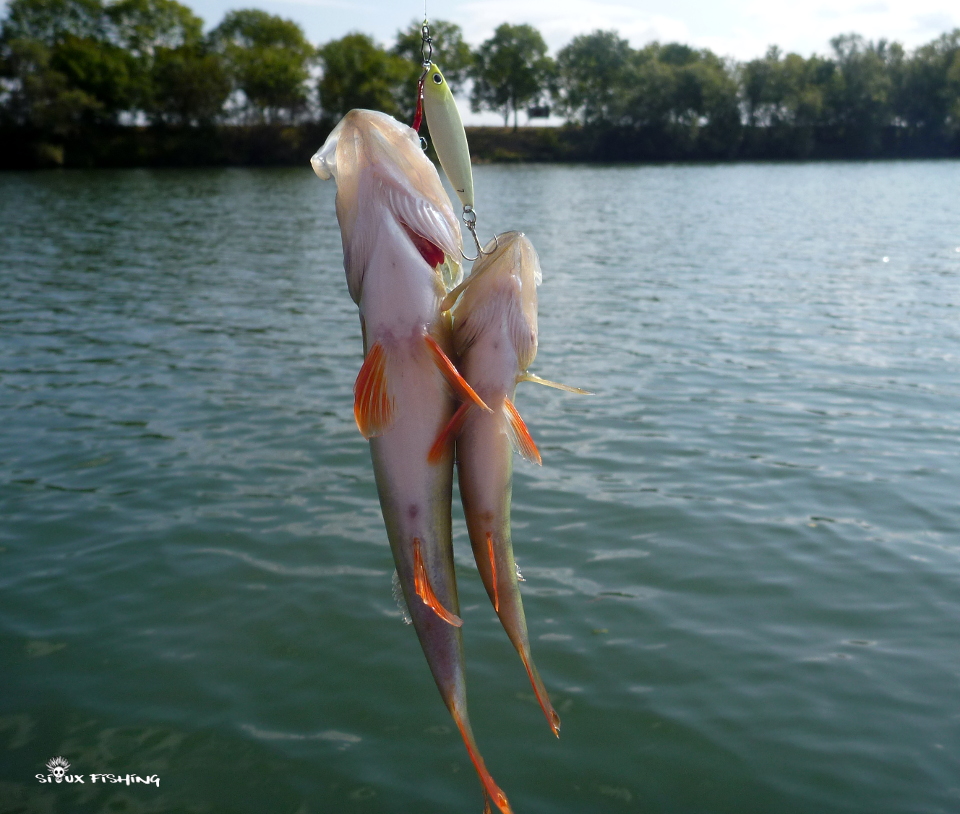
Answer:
top-left (354, 341), bottom-right (394, 437)
top-left (452, 710), bottom-right (513, 814)
top-left (520, 652), bottom-right (562, 738)
top-left (413, 537), bottom-right (463, 627)
top-left (424, 334), bottom-right (491, 412)
top-left (503, 397), bottom-right (542, 465)
top-left (427, 401), bottom-right (473, 465)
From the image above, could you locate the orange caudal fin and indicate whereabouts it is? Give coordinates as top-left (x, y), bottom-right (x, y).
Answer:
top-left (486, 533), bottom-right (500, 613)
top-left (452, 711), bottom-right (513, 814)
top-left (427, 401), bottom-right (473, 465)
top-left (353, 342), bottom-right (393, 438)
top-left (503, 397), bottom-right (542, 465)
top-left (413, 538), bottom-right (462, 627)
top-left (521, 655), bottom-right (562, 738)
top-left (424, 334), bottom-right (491, 412)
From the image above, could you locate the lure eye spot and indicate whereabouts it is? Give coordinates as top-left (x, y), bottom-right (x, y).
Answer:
top-left (432, 73), bottom-right (443, 84)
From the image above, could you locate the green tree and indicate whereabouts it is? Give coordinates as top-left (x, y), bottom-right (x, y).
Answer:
top-left (617, 43), bottom-right (740, 155)
top-left (470, 23), bottom-right (553, 129)
top-left (393, 19), bottom-right (471, 90)
top-left (148, 44), bottom-right (229, 124)
top-left (392, 18), bottom-right (471, 119)
top-left (106, 0), bottom-right (232, 124)
top-left (0, 35), bottom-right (101, 133)
top-left (554, 30), bottom-right (632, 126)
top-left (49, 31), bottom-right (136, 116)
top-left (317, 32), bottom-right (408, 121)
top-left (1, 0), bottom-right (106, 44)
top-left (824, 34), bottom-right (895, 151)
top-left (210, 9), bottom-right (314, 123)
top-left (1, 0), bottom-right (134, 125)
top-left (897, 29), bottom-right (960, 138)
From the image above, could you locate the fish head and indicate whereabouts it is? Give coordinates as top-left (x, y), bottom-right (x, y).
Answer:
top-left (422, 65), bottom-right (455, 106)
top-left (310, 109), bottom-right (463, 302)
top-left (450, 231), bottom-right (541, 371)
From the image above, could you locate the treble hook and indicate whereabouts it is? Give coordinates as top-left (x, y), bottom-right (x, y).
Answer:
top-left (459, 206), bottom-right (500, 262)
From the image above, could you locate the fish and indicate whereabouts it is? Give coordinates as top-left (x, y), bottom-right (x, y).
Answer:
top-left (431, 232), bottom-right (589, 739)
top-left (311, 109), bottom-right (513, 814)
top-left (421, 63), bottom-right (474, 211)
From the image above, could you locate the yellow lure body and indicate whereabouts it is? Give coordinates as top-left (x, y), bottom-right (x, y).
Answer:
top-left (421, 64), bottom-right (475, 210)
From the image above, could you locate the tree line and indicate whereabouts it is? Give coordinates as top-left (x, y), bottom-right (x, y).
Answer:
top-left (2, 0), bottom-right (959, 161)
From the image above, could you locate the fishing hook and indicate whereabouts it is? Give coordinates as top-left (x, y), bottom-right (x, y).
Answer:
top-left (459, 206), bottom-right (500, 261)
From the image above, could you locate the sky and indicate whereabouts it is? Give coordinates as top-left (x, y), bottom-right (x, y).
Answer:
top-left (178, 0), bottom-right (959, 123)
top-left (5, 0), bottom-right (958, 123)
top-left (176, 0), bottom-right (960, 60)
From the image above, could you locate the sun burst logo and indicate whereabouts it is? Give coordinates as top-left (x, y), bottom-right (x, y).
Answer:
top-left (45, 756), bottom-right (70, 782)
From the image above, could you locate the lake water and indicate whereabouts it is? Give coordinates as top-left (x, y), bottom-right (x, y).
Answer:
top-left (2, 160), bottom-right (959, 814)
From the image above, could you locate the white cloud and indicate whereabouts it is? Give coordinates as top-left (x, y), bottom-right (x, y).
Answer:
top-left (458, 0), bottom-right (690, 52)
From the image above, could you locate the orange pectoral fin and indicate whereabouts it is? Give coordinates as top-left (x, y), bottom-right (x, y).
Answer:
top-left (427, 402), bottom-right (473, 465)
top-left (424, 334), bottom-right (491, 412)
top-left (413, 538), bottom-right (462, 627)
top-left (353, 342), bottom-right (393, 438)
top-left (503, 397), bottom-right (542, 465)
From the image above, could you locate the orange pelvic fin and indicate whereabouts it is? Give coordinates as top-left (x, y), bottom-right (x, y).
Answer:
top-left (428, 401), bottom-right (473, 465)
top-left (503, 397), bottom-right (542, 465)
top-left (413, 537), bottom-right (462, 627)
top-left (452, 711), bottom-right (513, 814)
top-left (486, 532), bottom-right (500, 613)
top-left (424, 334), bottom-right (491, 412)
top-left (353, 342), bottom-right (393, 438)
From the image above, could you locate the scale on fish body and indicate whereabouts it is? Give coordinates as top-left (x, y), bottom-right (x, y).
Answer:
top-left (414, 20), bottom-right (498, 262)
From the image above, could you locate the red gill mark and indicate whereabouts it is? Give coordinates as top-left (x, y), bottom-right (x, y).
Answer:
top-left (402, 223), bottom-right (445, 269)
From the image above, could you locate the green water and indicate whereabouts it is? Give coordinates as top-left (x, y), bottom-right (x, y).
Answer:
top-left (2, 162), bottom-right (959, 813)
